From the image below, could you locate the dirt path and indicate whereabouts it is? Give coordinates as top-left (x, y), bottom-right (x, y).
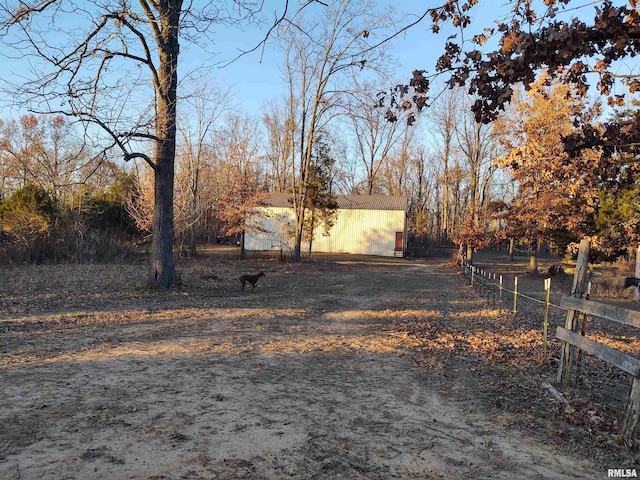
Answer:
top-left (0, 258), bottom-right (606, 479)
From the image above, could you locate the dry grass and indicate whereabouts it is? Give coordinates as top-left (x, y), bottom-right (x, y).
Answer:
top-left (0, 248), bottom-right (635, 479)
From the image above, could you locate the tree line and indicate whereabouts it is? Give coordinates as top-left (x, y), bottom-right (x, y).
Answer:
top-left (0, 80), bottom-right (495, 264)
top-left (0, 0), bottom-right (638, 283)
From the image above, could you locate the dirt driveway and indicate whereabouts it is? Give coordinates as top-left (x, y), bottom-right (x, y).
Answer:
top-left (0, 255), bottom-right (611, 478)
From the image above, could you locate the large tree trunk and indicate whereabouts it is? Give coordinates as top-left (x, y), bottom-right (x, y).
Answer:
top-left (149, 1), bottom-right (181, 287)
top-left (292, 148), bottom-right (309, 262)
top-left (151, 142), bottom-right (176, 287)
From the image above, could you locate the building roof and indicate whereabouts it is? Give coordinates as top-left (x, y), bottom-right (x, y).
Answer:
top-left (262, 193), bottom-right (409, 211)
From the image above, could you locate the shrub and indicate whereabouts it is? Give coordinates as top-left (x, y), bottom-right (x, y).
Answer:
top-left (0, 183), bottom-right (58, 262)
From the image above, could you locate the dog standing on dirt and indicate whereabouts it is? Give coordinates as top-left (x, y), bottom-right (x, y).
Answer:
top-left (240, 272), bottom-right (265, 291)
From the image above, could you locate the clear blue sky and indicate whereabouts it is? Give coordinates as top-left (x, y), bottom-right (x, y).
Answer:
top-left (0, 1), bottom-right (606, 119)
top-left (1, 2), bottom-right (450, 117)
top-left (204, 0), bottom-right (617, 118)
top-left (186, 1), bottom-right (493, 117)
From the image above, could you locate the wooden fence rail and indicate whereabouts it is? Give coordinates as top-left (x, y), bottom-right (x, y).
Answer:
top-left (461, 241), bottom-right (640, 438)
top-left (556, 295), bottom-right (640, 438)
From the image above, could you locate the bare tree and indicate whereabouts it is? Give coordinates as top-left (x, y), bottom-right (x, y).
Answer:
top-left (262, 99), bottom-right (293, 193)
top-left (427, 87), bottom-right (460, 246)
top-left (278, 0), bottom-right (396, 261)
top-left (0, 0), bottom-right (275, 286)
top-left (178, 79), bottom-right (234, 256)
top-left (406, 145), bottom-right (437, 241)
top-left (380, 120), bottom-right (419, 196)
top-left (213, 113), bottom-right (267, 260)
top-left (455, 94), bottom-right (498, 262)
top-left (348, 85), bottom-right (407, 194)
top-left (331, 151), bottom-right (360, 194)
top-left (0, 114), bottom-right (93, 203)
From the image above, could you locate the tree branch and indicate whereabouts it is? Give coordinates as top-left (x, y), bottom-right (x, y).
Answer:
top-left (125, 152), bottom-right (156, 169)
top-left (220, 0), bottom-right (330, 67)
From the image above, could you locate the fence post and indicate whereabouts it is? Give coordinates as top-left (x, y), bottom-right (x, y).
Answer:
top-left (484, 270), bottom-right (489, 301)
top-left (499, 275), bottom-right (503, 310)
top-left (558, 238), bottom-right (591, 385)
top-left (622, 376), bottom-right (640, 437)
top-left (471, 266), bottom-right (475, 287)
top-left (513, 276), bottom-right (518, 315)
top-left (542, 278), bottom-right (551, 358)
top-left (491, 273), bottom-right (497, 308)
top-left (481, 270), bottom-right (486, 297)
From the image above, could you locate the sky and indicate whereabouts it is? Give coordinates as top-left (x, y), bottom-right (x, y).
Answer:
top-left (175, 1), bottom-right (496, 118)
top-left (200, 0), bottom-right (637, 119)
top-left (0, 1), bottom-right (454, 118)
top-left (172, 0), bottom-right (504, 119)
top-left (0, 1), bottom-right (617, 122)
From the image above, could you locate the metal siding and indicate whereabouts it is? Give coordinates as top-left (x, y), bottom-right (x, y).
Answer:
top-left (245, 200), bottom-right (408, 257)
top-left (310, 208), bottom-right (403, 256)
top-left (245, 207), bottom-right (296, 251)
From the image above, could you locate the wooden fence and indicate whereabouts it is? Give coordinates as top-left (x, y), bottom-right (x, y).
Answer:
top-left (461, 238), bottom-right (640, 438)
top-left (556, 295), bottom-right (640, 437)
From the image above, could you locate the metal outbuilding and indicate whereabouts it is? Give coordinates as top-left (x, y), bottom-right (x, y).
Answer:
top-left (245, 193), bottom-right (409, 257)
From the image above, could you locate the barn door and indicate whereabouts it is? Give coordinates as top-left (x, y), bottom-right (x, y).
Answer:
top-left (394, 231), bottom-right (403, 252)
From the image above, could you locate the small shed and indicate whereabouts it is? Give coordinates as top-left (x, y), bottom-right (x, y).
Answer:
top-left (245, 193), bottom-right (409, 257)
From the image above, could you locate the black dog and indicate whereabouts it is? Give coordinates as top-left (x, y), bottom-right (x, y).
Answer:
top-left (624, 277), bottom-right (640, 289)
top-left (240, 272), bottom-right (265, 291)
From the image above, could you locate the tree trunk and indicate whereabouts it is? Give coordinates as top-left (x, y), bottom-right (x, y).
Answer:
top-left (292, 146), bottom-right (310, 262)
top-left (189, 167), bottom-right (199, 257)
top-left (293, 199), bottom-right (305, 262)
top-left (466, 244), bottom-right (474, 264)
top-left (151, 150), bottom-right (176, 287)
top-left (528, 239), bottom-right (539, 276)
top-left (508, 238), bottom-right (515, 262)
top-left (307, 209), bottom-right (316, 261)
top-left (149, 1), bottom-right (181, 287)
top-left (189, 223), bottom-right (197, 257)
top-left (442, 157), bottom-right (449, 246)
top-left (240, 229), bottom-right (246, 260)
